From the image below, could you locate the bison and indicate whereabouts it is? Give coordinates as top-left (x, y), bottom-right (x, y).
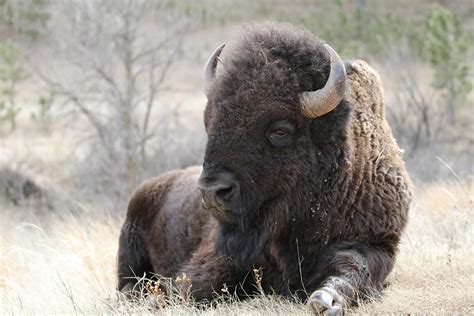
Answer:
top-left (117, 22), bottom-right (412, 314)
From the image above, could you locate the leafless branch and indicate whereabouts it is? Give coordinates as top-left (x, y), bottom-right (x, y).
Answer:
top-left (33, 0), bottom-right (194, 194)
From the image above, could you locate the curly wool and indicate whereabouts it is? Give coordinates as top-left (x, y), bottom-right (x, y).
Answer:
top-left (209, 22), bottom-right (330, 102)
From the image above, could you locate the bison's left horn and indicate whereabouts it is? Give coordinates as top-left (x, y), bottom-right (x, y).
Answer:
top-left (299, 44), bottom-right (347, 118)
top-left (203, 43), bottom-right (225, 97)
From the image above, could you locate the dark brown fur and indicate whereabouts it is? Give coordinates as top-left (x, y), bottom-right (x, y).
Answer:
top-left (117, 23), bottom-right (412, 308)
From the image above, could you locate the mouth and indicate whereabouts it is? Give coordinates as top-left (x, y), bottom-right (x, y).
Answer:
top-left (201, 198), bottom-right (238, 224)
top-left (201, 194), bottom-right (278, 227)
top-left (207, 207), bottom-right (238, 224)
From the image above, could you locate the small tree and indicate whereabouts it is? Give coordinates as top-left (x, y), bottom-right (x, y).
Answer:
top-left (0, 0), bottom-right (50, 38)
top-left (36, 0), bottom-right (192, 197)
top-left (0, 41), bottom-right (28, 131)
top-left (424, 4), bottom-right (471, 124)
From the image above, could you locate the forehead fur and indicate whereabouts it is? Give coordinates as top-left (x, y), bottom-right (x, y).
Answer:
top-left (208, 22), bottom-right (331, 104)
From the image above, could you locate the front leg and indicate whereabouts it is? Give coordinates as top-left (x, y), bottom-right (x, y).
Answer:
top-left (307, 239), bottom-right (398, 315)
top-left (180, 239), bottom-right (240, 302)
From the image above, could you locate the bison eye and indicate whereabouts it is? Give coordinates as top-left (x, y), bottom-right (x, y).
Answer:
top-left (273, 129), bottom-right (289, 137)
top-left (266, 120), bottom-right (295, 148)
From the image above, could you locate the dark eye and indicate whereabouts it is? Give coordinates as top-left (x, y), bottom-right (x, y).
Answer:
top-left (266, 120), bottom-right (296, 148)
top-left (273, 128), bottom-right (289, 137)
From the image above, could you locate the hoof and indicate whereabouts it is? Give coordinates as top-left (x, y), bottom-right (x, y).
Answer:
top-left (307, 287), bottom-right (345, 315)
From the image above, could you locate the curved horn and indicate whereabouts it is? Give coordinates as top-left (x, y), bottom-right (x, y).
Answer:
top-left (300, 44), bottom-right (347, 118)
top-left (203, 43), bottom-right (225, 96)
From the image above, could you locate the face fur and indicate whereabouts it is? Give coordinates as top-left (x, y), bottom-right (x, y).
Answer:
top-left (199, 23), bottom-right (333, 229)
top-left (202, 88), bottom-right (318, 226)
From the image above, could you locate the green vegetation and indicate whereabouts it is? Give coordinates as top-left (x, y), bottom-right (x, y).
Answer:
top-left (308, 2), bottom-right (472, 114)
top-left (0, 42), bottom-right (27, 131)
top-left (424, 4), bottom-right (471, 123)
top-left (0, 0), bottom-right (49, 38)
top-left (298, 0), bottom-right (423, 57)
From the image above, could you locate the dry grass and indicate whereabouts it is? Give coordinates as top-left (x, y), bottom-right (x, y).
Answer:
top-left (355, 181), bottom-right (474, 314)
top-left (0, 180), bottom-right (472, 314)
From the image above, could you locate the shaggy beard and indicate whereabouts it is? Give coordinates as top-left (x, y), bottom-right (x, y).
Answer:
top-left (216, 225), bottom-right (263, 270)
top-left (214, 182), bottom-right (265, 270)
top-left (214, 173), bottom-right (314, 271)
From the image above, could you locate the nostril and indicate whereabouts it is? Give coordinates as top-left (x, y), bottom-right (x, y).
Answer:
top-left (198, 170), bottom-right (239, 209)
top-left (216, 185), bottom-right (234, 202)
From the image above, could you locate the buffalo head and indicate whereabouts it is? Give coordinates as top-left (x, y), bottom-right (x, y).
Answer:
top-left (197, 26), bottom-right (347, 232)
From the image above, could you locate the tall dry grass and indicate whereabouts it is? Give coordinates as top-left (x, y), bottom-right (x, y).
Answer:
top-left (1, 180), bottom-right (472, 314)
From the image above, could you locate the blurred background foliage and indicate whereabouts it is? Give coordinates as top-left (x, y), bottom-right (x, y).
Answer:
top-left (0, 0), bottom-right (472, 211)
top-left (0, 41), bottom-right (27, 130)
top-left (0, 0), bottom-right (49, 37)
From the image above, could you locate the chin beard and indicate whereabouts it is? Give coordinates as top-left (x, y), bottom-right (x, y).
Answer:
top-left (214, 194), bottom-right (281, 270)
top-left (215, 223), bottom-right (263, 270)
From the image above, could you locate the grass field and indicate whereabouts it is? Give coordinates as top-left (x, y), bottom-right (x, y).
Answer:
top-left (1, 180), bottom-right (472, 314)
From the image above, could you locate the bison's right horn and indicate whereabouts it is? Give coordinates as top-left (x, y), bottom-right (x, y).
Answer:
top-left (203, 43), bottom-right (225, 97)
top-left (299, 44), bottom-right (347, 118)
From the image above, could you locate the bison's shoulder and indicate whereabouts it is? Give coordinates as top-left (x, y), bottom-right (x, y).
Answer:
top-left (125, 166), bottom-right (202, 228)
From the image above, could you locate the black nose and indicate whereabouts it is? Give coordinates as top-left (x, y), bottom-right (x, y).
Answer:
top-left (197, 171), bottom-right (238, 211)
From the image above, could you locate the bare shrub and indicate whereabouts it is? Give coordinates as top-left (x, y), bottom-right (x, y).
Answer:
top-left (34, 0), bottom-right (196, 208)
top-left (0, 167), bottom-right (45, 206)
top-left (381, 37), bottom-right (473, 182)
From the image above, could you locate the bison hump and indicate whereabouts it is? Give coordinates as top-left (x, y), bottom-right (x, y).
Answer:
top-left (346, 60), bottom-right (385, 119)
